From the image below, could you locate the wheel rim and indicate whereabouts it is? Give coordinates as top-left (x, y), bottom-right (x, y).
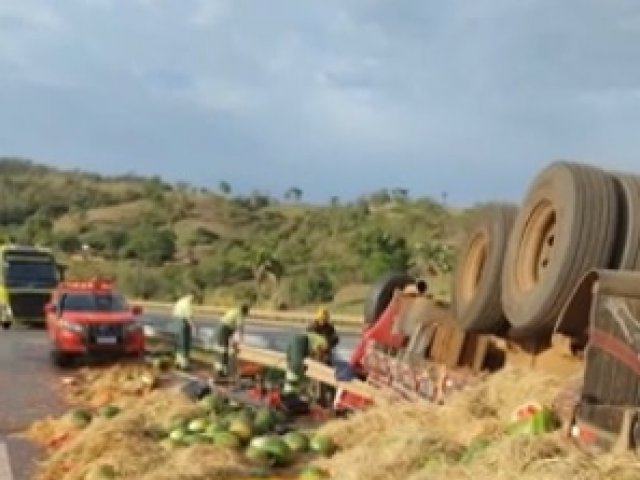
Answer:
top-left (459, 230), bottom-right (489, 306)
top-left (515, 200), bottom-right (556, 292)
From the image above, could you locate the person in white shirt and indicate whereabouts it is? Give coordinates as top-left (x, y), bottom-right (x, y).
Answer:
top-left (172, 292), bottom-right (196, 369)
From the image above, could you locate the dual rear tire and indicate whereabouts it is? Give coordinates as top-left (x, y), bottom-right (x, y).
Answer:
top-left (452, 161), bottom-right (640, 340)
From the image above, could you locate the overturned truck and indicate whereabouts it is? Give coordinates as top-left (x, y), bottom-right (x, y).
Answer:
top-left (353, 161), bottom-right (640, 452)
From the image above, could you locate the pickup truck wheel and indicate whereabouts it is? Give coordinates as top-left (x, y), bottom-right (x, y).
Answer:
top-left (51, 350), bottom-right (74, 369)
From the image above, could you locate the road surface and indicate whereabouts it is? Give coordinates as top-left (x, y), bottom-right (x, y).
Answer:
top-left (0, 327), bottom-right (66, 480)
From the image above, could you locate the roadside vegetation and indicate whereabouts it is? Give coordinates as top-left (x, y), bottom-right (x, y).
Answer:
top-left (0, 158), bottom-right (477, 310)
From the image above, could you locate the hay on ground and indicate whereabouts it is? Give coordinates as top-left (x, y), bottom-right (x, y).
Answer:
top-left (315, 366), bottom-right (640, 480)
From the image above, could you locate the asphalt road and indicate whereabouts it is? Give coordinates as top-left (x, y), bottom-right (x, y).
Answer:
top-left (143, 313), bottom-right (360, 360)
top-left (0, 327), bottom-right (66, 480)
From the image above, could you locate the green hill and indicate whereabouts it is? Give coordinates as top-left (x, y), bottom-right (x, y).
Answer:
top-left (0, 157), bottom-right (475, 311)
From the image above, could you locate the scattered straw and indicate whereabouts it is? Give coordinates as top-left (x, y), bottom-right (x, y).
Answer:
top-left (60, 364), bottom-right (160, 409)
top-left (315, 366), bottom-right (640, 480)
top-left (25, 364), bottom-right (640, 480)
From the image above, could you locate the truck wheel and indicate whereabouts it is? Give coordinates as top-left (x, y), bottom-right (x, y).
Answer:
top-left (51, 350), bottom-right (74, 369)
top-left (1, 322), bottom-right (10, 330)
top-left (363, 273), bottom-right (415, 325)
top-left (452, 203), bottom-right (517, 334)
top-left (501, 162), bottom-right (618, 339)
top-left (610, 173), bottom-right (640, 269)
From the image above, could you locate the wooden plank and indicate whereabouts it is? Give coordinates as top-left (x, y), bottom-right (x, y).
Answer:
top-left (472, 336), bottom-right (490, 372)
top-left (236, 345), bottom-right (382, 402)
top-left (444, 326), bottom-right (466, 368)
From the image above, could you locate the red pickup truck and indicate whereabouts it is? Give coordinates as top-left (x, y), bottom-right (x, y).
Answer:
top-left (45, 278), bottom-right (145, 367)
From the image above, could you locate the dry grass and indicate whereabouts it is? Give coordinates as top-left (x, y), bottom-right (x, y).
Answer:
top-left (60, 364), bottom-right (160, 409)
top-left (24, 364), bottom-right (640, 480)
top-left (314, 366), bottom-right (640, 480)
top-left (26, 389), bottom-right (252, 480)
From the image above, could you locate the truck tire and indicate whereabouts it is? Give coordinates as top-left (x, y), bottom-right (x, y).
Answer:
top-left (451, 204), bottom-right (517, 333)
top-left (363, 273), bottom-right (415, 325)
top-left (502, 161), bottom-right (618, 339)
top-left (610, 173), bottom-right (640, 270)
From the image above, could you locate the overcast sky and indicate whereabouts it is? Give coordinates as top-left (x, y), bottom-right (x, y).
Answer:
top-left (1, 0), bottom-right (640, 204)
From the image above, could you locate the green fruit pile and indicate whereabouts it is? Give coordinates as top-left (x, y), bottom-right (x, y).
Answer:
top-left (160, 392), bottom-right (338, 475)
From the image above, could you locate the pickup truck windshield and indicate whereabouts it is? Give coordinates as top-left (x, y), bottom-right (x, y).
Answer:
top-left (60, 293), bottom-right (128, 312)
top-left (3, 259), bottom-right (58, 288)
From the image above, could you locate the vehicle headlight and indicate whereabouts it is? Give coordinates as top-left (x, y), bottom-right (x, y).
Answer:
top-left (58, 319), bottom-right (85, 334)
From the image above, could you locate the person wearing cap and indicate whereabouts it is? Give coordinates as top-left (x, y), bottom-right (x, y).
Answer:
top-left (306, 307), bottom-right (339, 361)
top-left (172, 292), bottom-right (196, 370)
top-left (213, 303), bottom-right (250, 378)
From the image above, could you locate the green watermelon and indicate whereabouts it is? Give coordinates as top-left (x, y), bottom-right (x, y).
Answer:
top-left (169, 427), bottom-right (188, 444)
top-left (198, 394), bottom-right (215, 410)
top-left (245, 446), bottom-right (273, 467)
top-left (98, 405), bottom-right (121, 419)
top-left (284, 431), bottom-right (309, 453)
top-left (187, 417), bottom-right (209, 433)
top-left (213, 432), bottom-right (241, 449)
top-left (309, 435), bottom-right (335, 457)
top-left (189, 433), bottom-right (212, 445)
top-left (261, 437), bottom-right (292, 466)
top-left (253, 408), bottom-right (275, 434)
top-left (249, 435), bottom-right (273, 450)
top-left (298, 466), bottom-right (329, 480)
top-left (228, 418), bottom-right (253, 442)
top-left (69, 409), bottom-right (92, 429)
top-left (506, 407), bottom-right (557, 436)
top-left (204, 420), bottom-right (227, 438)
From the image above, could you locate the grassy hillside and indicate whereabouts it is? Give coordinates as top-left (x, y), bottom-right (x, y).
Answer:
top-left (0, 158), bottom-right (476, 311)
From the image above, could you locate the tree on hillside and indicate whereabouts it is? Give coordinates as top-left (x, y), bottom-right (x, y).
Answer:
top-left (218, 180), bottom-right (232, 195)
top-left (253, 250), bottom-right (284, 291)
top-left (353, 228), bottom-right (412, 281)
top-left (284, 187), bottom-right (303, 202)
top-left (123, 225), bottom-right (177, 266)
top-left (82, 229), bottom-right (129, 259)
top-left (391, 188), bottom-right (409, 201)
top-left (368, 189), bottom-right (391, 205)
top-left (289, 267), bottom-right (335, 305)
top-left (20, 212), bottom-right (53, 245)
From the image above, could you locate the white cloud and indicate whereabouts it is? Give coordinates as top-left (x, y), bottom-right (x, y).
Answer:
top-left (189, 0), bottom-right (230, 27)
top-left (0, 2), bottom-right (64, 31)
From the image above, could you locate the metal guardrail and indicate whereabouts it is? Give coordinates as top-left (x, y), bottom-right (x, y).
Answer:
top-left (142, 322), bottom-right (381, 402)
top-left (135, 300), bottom-right (363, 327)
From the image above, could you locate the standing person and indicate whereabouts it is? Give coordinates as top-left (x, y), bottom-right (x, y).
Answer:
top-left (306, 308), bottom-right (340, 406)
top-left (307, 308), bottom-right (339, 364)
top-left (172, 291), bottom-right (196, 370)
top-left (283, 331), bottom-right (328, 397)
top-left (213, 303), bottom-right (250, 379)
